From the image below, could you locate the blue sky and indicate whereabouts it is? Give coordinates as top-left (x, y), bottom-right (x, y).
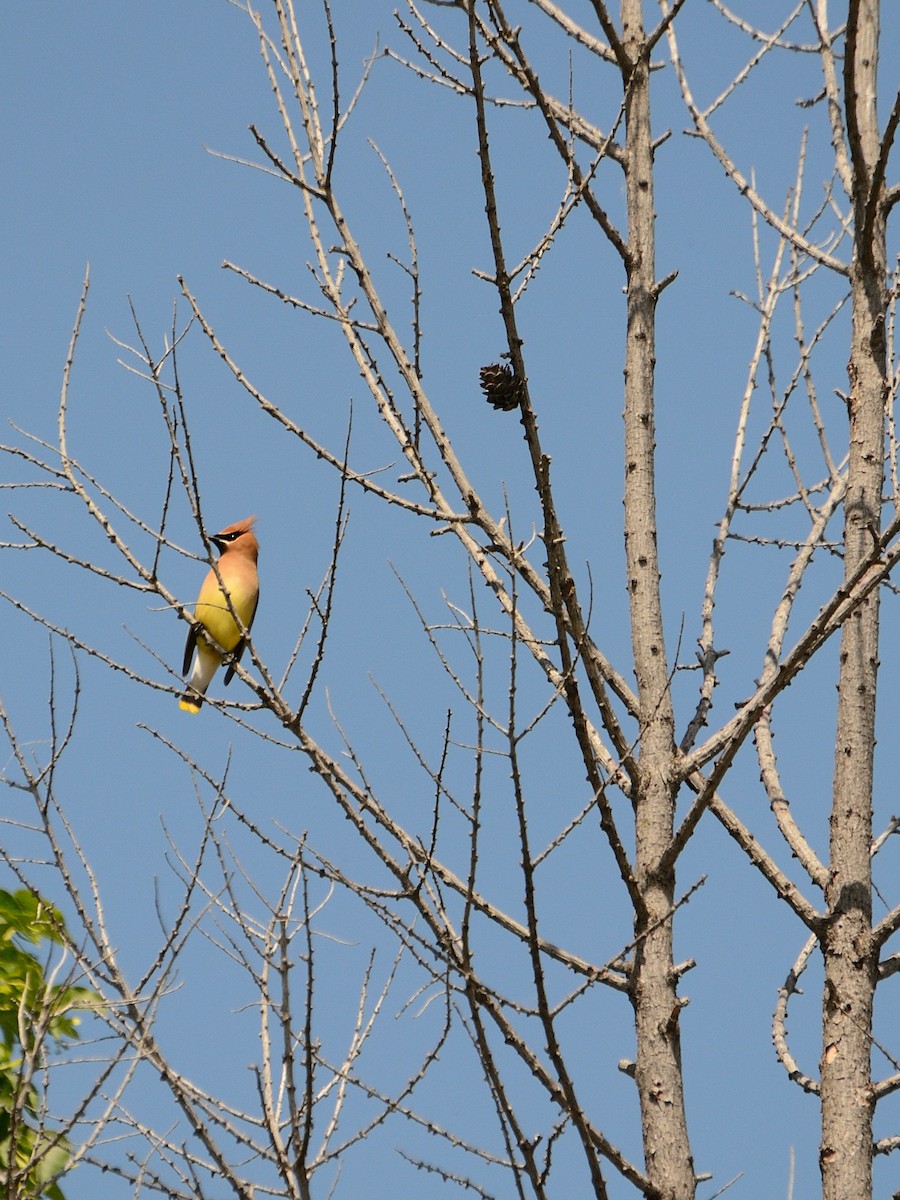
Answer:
top-left (4, 3), bottom-right (900, 1197)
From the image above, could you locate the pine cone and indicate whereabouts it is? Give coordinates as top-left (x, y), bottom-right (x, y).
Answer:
top-left (479, 362), bottom-right (524, 411)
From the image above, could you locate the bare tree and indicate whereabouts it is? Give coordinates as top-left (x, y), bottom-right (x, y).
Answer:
top-left (1, 2), bottom-right (899, 1199)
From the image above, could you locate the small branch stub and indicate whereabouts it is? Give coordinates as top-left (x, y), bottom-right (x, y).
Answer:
top-left (479, 362), bottom-right (525, 411)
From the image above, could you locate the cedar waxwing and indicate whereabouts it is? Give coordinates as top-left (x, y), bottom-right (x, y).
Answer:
top-left (179, 516), bottom-right (260, 713)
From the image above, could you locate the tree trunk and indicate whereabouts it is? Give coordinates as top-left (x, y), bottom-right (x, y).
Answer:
top-left (620, 2), bottom-right (695, 1196)
top-left (821, 4), bottom-right (886, 1197)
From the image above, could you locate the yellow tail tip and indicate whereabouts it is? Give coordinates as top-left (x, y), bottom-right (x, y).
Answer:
top-left (179, 694), bottom-right (203, 714)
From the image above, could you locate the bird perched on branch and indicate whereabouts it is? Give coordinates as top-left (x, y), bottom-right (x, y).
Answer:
top-left (179, 516), bottom-right (259, 713)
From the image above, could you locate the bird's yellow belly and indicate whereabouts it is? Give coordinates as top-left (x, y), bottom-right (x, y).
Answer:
top-left (195, 581), bottom-right (256, 654)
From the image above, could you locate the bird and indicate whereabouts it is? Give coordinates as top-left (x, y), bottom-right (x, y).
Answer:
top-left (179, 516), bottom-right (259, 713)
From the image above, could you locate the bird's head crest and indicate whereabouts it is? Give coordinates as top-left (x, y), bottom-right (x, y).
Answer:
top-left (211, 516), bottom-right (258, 556)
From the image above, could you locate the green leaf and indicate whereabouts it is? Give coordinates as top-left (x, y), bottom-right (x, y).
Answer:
top-left (0, 889), bottom-right (102, 1200)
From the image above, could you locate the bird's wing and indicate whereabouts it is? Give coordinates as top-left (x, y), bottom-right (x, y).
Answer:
top-left (223, 596), bottom-right (258, 686)
top-left (182, 622), bottom-right (199, 676)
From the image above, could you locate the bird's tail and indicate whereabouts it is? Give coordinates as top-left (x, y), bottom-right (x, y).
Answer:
top-left (180, 643), bottom-right (219, 714)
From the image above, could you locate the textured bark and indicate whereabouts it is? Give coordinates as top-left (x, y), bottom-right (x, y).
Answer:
top-left (820, 4), bottom-right (886, 1198)
top-left (620, 2), bottom-right (694, 1196)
